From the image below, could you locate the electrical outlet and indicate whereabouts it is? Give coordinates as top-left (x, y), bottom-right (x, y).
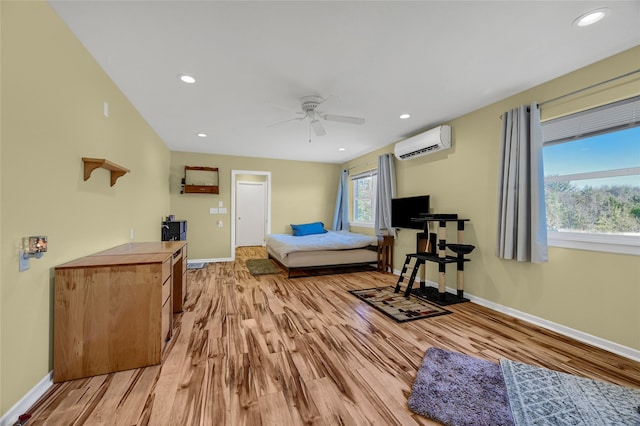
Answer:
top-left (130, 228), bottom-right (134, 240)
top-left (217, 220), bottom-right (223, 228)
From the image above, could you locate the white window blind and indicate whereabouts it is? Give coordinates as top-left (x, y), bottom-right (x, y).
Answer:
top-left (542, 95), bottom-right (640, 144)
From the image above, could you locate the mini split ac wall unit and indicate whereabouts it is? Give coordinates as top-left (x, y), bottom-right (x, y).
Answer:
top-left (394, 125), bottom-right (452, 160)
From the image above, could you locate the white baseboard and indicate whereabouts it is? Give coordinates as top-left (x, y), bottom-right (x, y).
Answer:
top-left (187, 257), bottom-right (232, 264)
top-left (466, 292), bottom-right (640, 362)
top-left (0, 372), bottom-right (52, 426)
top-left (410, 277), bottom-right (640, 362)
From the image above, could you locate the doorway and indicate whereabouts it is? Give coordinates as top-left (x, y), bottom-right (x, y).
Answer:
top-left (231, 170), bottom-right (271, 254)
top-left (236, 181), bottom-right (266, 246)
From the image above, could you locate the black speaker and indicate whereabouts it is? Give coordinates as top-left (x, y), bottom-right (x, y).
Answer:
top-left (162, 220), bottom-right (187, 241)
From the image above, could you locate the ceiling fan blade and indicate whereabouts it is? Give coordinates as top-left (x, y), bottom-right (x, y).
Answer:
top-left (310, 119), bottom-right (326, 136)
top-left (268, 116), bottom-right (305, 128)
top-left (323, 114), bottom-right (365, 125)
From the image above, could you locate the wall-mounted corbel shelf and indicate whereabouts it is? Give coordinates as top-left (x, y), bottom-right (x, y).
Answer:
top-left (82, 157), bottom-right (130, 186)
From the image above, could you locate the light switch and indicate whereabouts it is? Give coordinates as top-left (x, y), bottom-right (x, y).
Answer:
top-left (210, 208), bottom-right (219, 214)
top-left (218, 201), bottom-right (223, 207)
top-left (219, 207), bottom-right (227, 214)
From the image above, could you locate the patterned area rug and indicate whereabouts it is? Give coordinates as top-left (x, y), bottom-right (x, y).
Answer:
top-left (348, 286), bottom-right (450, 322)
top-left (246, 258), bottom-right (282, 275)
top-left (501, 359), bottom-right (640, 425)
top-left (407, 347), bottom-right (640, 426)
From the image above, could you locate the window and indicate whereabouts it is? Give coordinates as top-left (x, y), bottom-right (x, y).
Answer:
top-left (351, 171), bottom-right (377, 227)
top-left (542, 96), bottom-right (640, 255)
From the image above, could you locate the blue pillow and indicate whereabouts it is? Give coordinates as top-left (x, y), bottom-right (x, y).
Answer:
top-left (290, 222), bottom-right (327, 236)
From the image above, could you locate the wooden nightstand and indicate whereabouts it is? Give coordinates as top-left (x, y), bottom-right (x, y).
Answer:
top-left (377, 235), bottom-right (394, 273)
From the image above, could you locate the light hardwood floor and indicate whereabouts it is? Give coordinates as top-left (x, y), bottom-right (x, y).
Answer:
top-left (27, 247), bottom-right (640, 425)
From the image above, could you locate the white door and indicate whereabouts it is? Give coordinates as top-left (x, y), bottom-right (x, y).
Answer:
top-left (236, 181), bottom-right (266, 247)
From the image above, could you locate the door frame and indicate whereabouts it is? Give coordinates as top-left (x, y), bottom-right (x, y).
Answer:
top-left (231, 169), bottom-right (271, 260)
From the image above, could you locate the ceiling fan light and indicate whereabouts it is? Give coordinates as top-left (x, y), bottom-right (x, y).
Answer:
top-left (573, 8), bottom-right (608, 27)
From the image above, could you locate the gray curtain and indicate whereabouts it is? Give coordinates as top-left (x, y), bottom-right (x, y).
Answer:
top-left (332, 169), bottom-right (349, 231)
top-left (496, 103), bottom-right (548, 263)
top-left (375, 153), bottom-right (397, 235)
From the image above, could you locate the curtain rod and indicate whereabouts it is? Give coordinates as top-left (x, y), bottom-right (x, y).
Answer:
top-left (347, 153), bottom-right (393, 172)
top-left (539, 68), bottom-right (640, 107)
top-left (499, 68), bottom-right (640, 119)
top-left (348, 160), bottom-right (376, 171)
top-left (347, 152), bottom-right (393, 171)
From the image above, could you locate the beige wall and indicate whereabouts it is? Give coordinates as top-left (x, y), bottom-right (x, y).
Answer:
top-left (170, 151), bottom-right (340, 259)
top-left (343, 46), bottom-right (640, 352)
top-left (0, 2), bottom-right (170, 415)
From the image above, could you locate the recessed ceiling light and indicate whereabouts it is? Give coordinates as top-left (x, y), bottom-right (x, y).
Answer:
top-left (338, 147), bottom-right (346, 151)
top-left (196, 133), bottom-right (207, 138)
top-left (400, 113), bottom-right (411, 119)
top-left (178, 74), bottom-right (196, 84)
top-left (573, 8), bottom-right (608, 27)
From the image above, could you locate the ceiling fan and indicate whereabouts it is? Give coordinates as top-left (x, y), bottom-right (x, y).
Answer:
top-left (270, 95), bottom-right (365, 137)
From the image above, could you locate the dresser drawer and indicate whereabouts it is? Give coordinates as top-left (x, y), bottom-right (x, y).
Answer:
top-left (182, 271), bottom-right (187, 304)
top-left (162, 276), bottom-right (171, 305)
top-left (162, 257), bottom-right (171, 283)
top-left (161, 297), bottom-right (172, 351)
top-left (182, 246), bottom-right (188, 270)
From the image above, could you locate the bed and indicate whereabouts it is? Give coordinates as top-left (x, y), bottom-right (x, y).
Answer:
top-left (265, 229), bottom-right (379, 277)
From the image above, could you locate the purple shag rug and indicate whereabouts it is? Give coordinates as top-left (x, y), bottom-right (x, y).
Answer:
top-left (407, 347), bottom-right (514, 426)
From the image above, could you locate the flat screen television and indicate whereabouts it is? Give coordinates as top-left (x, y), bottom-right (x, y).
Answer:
top-left (391, 195), bottom-right (430, 229)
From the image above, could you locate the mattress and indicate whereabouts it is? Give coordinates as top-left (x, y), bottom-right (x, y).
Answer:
top-left (265, 231), bottom-right (378, 268)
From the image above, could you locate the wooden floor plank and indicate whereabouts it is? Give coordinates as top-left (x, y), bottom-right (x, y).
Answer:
top-left (26, 246), bottom-right (640, 425)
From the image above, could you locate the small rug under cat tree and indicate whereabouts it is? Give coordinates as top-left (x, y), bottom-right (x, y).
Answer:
top-left (348, 286), bottom-right (451, 322)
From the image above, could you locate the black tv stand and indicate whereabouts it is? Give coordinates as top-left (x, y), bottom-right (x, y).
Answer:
top-left (394, 217), bottom-right (473, 306)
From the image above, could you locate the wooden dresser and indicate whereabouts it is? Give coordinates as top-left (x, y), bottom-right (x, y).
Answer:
top-left (54, 241), bottom-right (187, 383)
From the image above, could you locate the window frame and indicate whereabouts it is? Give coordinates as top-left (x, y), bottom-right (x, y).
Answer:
top-left (547, 230), bottom-right (639, 256)
top-left (541, 96), bottom-right (640, 256)
top-left (350, 170), bottom-right (377, 228)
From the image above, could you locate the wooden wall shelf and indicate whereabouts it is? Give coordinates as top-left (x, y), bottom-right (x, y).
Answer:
top-left (181, 166), bottom-right (219, 194)
top-left (82, 157), bottom-right (130, 186)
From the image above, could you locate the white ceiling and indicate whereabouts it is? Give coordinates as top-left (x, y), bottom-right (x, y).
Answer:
top-left (49, 1), bottom-right (639, 164)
